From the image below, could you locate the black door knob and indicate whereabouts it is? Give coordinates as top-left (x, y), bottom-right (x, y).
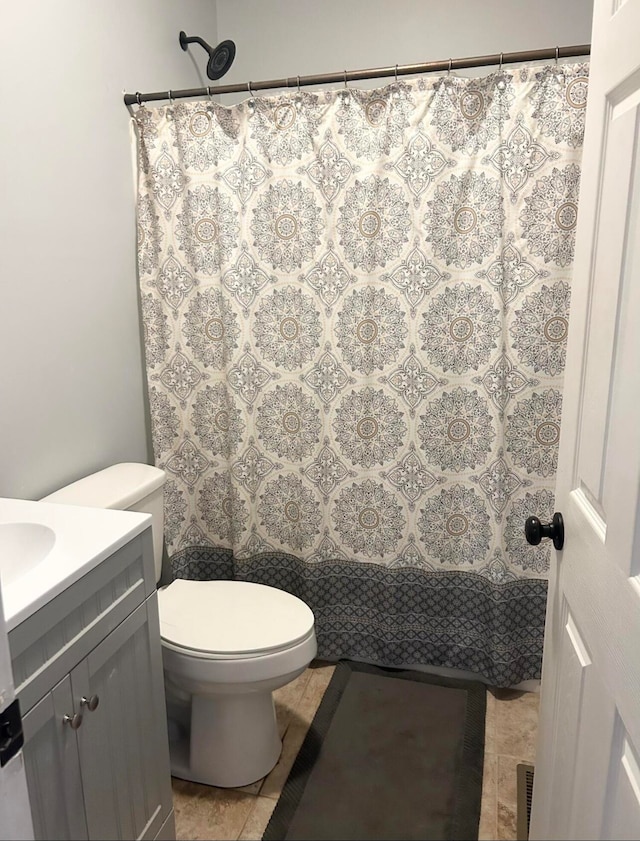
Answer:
top-left (525, 512), bottom-right (564, 550)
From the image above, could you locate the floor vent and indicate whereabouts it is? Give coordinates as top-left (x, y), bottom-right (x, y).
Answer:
top-left (516, 762), bottom-right (535, 841)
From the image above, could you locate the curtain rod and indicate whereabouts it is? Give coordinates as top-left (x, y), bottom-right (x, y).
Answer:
top-left (123, 43), bottom-right (590, 106)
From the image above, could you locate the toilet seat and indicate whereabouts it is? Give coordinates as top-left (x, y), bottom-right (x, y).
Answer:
top-left (158, 579), bottom-right (315, 660)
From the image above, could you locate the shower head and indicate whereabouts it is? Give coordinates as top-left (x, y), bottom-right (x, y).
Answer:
top-left (179, 31), bottom-right (236, 81)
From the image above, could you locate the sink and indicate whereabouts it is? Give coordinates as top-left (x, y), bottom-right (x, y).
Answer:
top-left (0, 497), bottom-right (151, 630)
top-left (0, 522), bottom-right (56, 587)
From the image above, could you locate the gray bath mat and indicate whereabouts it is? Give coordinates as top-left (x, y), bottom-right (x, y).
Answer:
top-left (263, 660), bottom-right (486, 841)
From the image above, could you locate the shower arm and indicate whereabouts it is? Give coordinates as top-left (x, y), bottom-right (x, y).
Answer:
top-left (179, 32), bottom-right (212, 55)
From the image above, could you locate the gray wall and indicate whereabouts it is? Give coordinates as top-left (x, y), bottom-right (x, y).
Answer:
top-left (0, 1), bottom-right (218, 499)
top-left (0, 0), bottom-right (593, 501)
top-left (215, 0), bottom-right (594, 102)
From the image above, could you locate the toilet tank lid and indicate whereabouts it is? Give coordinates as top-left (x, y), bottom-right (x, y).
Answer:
top-left (41, 463), bottom-right (166, 510)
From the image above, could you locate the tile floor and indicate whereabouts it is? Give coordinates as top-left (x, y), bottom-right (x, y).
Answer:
top-left (171, 661), bottom-right (540, 841)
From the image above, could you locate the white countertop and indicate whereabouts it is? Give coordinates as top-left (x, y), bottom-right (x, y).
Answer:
top-left (0, 498), bottom-right (151, 631)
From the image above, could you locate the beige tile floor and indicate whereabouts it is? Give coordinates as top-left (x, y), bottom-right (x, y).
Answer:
top-left (172, 661), bottom-right (540, 841)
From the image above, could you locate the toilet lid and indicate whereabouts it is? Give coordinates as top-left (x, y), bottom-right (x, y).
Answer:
top-left (157, 579), bottom-right (315, 657)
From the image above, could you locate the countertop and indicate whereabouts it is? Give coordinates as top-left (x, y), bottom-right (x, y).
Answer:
top-left (0, 498), bottom-right (151, 631)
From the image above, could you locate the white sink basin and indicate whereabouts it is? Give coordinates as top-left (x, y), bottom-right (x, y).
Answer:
top-left (0, 522), bottom-right (56, 587)
top-left (0, 497), bottom-right (152, 630)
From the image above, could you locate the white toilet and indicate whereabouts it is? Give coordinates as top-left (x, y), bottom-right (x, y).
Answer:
top-left (42, 462), bottom-right (317, 788)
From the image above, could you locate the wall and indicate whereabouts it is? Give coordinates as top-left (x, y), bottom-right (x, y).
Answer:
top-left (0, 0), bottom-right (593, 500)
top-left (0, 1), bottom-right (218, 499)
top-left (215, 0), bottom-right (593, 103)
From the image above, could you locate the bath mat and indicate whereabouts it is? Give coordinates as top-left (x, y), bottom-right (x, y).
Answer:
top-left (262, 660), bottom-right (486, 841)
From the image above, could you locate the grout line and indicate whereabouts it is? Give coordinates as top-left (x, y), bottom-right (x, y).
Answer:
top-left (234, 793), bottom-right (258, 841)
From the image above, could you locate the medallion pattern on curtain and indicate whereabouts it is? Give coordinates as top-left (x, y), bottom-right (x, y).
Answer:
top-left (135, 63), bottom-right (587, 686)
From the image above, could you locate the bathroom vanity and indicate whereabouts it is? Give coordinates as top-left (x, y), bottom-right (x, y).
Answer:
top-left (0, 500), bottom-right (175, 841)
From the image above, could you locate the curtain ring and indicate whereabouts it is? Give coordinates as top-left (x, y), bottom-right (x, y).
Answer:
top-left (297, 75), bottom-right (301, 95)
top-left (555, 46), bottom-right (559, 65)
top-left (135, 92), bottom-right (142, 106)
top-left (247, 81), bottom-right (256, 112)
top-left (344, 70), bottom-right (348, 89)
top-left (448, 58), bottom-right (452, 75)
top-left (394, 64), bottom-right (399, 85)
top-left (168, 90), bottom-right (174, 106)
top-left (499, 52), bottom-right (503, 71)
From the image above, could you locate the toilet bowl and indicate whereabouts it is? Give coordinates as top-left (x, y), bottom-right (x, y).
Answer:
top-left (159, 578), bottom-right (316, 787)
top-left (41, 463), bottom-right (318, 788)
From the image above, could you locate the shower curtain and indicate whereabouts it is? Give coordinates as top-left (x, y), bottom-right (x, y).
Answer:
top-left (134, 62), bottom-right (587, 686)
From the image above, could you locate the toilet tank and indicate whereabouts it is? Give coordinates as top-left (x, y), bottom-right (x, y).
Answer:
top-left (41, 463), bottom-right (166, 583)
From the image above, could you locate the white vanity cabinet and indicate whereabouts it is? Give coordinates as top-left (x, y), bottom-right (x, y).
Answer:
top-left (7, 528), bottom-right (175, 841)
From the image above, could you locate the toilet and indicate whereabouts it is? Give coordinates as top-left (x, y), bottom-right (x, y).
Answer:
top-left (41, 463), bottom-right (317, 788)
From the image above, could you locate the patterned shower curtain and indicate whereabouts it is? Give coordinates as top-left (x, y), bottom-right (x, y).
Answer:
top-left (134, 62), bottom-right (587, 686)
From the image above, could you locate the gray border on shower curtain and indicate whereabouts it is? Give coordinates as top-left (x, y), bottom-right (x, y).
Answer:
top-left (170, 547), bottom-right (546, 687)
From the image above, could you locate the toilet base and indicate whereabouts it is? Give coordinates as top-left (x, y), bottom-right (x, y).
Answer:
top-left (161, 623), bottom-right (317, 788)
top-left (167, 688), bottom-right (283, 788)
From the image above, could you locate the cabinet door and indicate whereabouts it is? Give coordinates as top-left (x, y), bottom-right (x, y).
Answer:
top-left (71, 598), bottom-right (172, 841)
top-left (21, 677), bottom-right (88, 841)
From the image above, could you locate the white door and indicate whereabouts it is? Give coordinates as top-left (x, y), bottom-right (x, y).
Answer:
top-left (0, 579), bottom-right (34, 841)
top-left (530, 1), bottom-right (640, 839)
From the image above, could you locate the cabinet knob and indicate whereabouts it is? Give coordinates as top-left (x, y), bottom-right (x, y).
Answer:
top-left (80, 695), bottom-right (100, 712)
top-left (63, 713), bottom-right (83, 730)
